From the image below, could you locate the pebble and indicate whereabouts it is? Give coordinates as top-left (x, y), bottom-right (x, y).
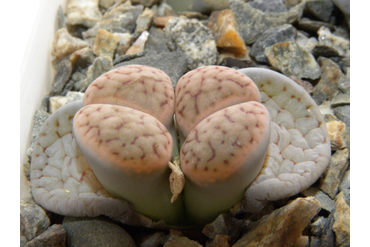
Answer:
top-left (20, 198), bottom-right (51, 242)
top-left (99, 0), bottom-right (115, 9)
top-left (339, 170), bottom-right (350, 191)
top-left (206, 234), bottom-right (230, 247)
top-left (312, 57), bottom-right (345, 105)
top-left (26, 109), bottom-right (50, 158)
top-left (229, 0), bottom-right (302, 44)
top-left (319, 148), bottom-right (349, 199)
top-left (202, 213), bottom-right (243, 243)
top-left (331, 93), bottom-right (350, 106)
top-left (317, 26), bottom-right (350, 58)
top-left (326, 120), bottom-right (347, 150)
top-left (125, 30), bottom-right (149, 55)
top-left (233, 197), bottom-right (321, 247)
top-left (62, 217), bottom-right (136, 247)
top-left (250, 24), bottom-right (296, 63)
top-left (145, 27), bottom-right (171, 53)
top-left (248, 0), bottom-right (288, 13)
top-left (190, 0), bottom-right (230, 14)
top-left (93, 29), bottom-right (120, 58)
top-left (65, 0), bottom-right (102, 28)
top-left (334, 105), bottom-right (350, 128)
top-left (115, 32), bottom-right (134, 56)
top-left (49, 91), bottom-right (85, 113)
top-left (207, 9), bottom-right (247, 57)
top-left (24, 224), bottom-right (66, 247)
top-left (140, 232), bottom-right (167, 247)
top-left (264, 41), bottom-right (321, 79)
top-left (305, 0), bottom-right (334, 22)
top-left (164, 16), bottom-right (218, 70)
top-left (333, 192), bottom-right (350, 246)
top-left (131, 0), bottom-right (160, 7)
top-left (309, 213), bottom-right (335, 247)
top-left (301, 187), bottom-right (335, 213)
top-left (135, 7), bottom-right (155, 33)
top-left (70, 47), bottom-right (96, 69)
top-left (295, 31), bottom-right (318, 53)
top-left (319, 101), bottom-right (334, 116)
top-left (163, 234), bottom-right (202, 247)
top-left (297, 17), bottom-right (335, 33)
top-left (51, 28), bottom-right (89, 65)
top-left (50, 59), bottom-right (73, 96)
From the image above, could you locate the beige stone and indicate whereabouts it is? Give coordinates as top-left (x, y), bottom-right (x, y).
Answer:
top-left (232, 197), bottom-right (321, 247)
top-left (319, 148), bottom-right (349, 199)
top-left (208, 9), bottom-right (247, 57)
top-left (125, 31), bottom-right (149, 55)
top-left (51, 28), bottom-right (89, 64)
top-left (326, 120), bottom-right (347, 150)
top-left (333, 192), bottom-right (350, 247)
top-left (93, 29), bottom-right (120, 58)
top-left (135, 7), bottom-right (154, 33)
top-left (114, 33), bottom-right (134, 56)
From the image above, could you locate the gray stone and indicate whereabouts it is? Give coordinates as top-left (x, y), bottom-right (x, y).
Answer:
top-left (264, 41), bottom-right (321, 79)
top-left (295, 31), bottom-right (318, 53)
top-left (49, 92), bottom-right (85, 113)
top-left (312, 45), bottom-right (340, 57)
top-left (27, 109), bottom-right (50, 158)
top-left (114, 51), bottom-right (188, 88)
top-left (312, 57), bottom-right (344, 105)
top-left (70, 47), bottom-right (96, 69)
top-left (50, 59), bottom-right (73, 96)
top-left (25, 224), bottom-right (66, 247)
top-left (141, 232), bottom-right (167, 247)
top-left (309, 213), bottom-right (335, 247)
top-left (319, 148), bottom-right (349, 199)
top-left (250, 24), bottom-right (296, 63)
top-left (341, 188), bottom-right (350, 206)
top-left (164, 16), bottom-right (218, 70)
top-left (297, 17), bottom-right (335, 33)
top-left (249, 0), bottom-right (288, 13)
top-left (305, 0), bottom-right (334, 22)
top-left (190, 0), bottom-right (230, 14)
top-left (301, 187), bottom-right (335, 213)
top-left (331, 93), bottom-right (350, 106)
top-left (339, 170), bottom-right (350, 192)
top-left (135, 7), bottom-right (155, 33)
top-left (113, 50), bottom-right (147, 64)
top-left (57, 5), bottom-right (66, 29)
top-left (317, 26), bottom-right (350, 58)
top-left (82, 4), bottom-right (143, 44)
top-left (63, 217), bottom-right (135, 247)
top-left (334, 105), bottom-right (350, 128)
top-left (229, 0), bottom-right (303, 44)
top-left (145, 27), bottom-right (171, 53)
top-left (20, 198), bottom-right (51, 241)
top-left (74, 56), bottom-right (113, 91)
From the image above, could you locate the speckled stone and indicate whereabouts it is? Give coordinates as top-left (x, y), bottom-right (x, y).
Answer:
top-left (317, 26), bottom-right (350, 58)
top-left (333, 192), bottom-right (350, 247)
top-left (309, 213), bottom-right (335, 247)
top-left (164, 16), bottom-right (217, 70)
top-left (115, 32), bottom-right (134, 56)
top-left (301, 187), bottom-right (335, 213)
top-left (70, 47), bottom-right (96, 69)
top-left (135, 7), bottom-right (154, 33)
top-left (65, 0), bottom-right (102, 28)
top-left (49, 91), bottom-right (85, 113)
top-left (93, 29), bottom-right (120, 58)
top-left (326, 120), bottom-right (347, 150)
top-left (190, 0), bottom-right (230, 14)
top-left (24, 224), bottom-right (66, 247)
top-left (145, 27), bottom-right (171, 53)
top-left (295, 31), bottom-right (318, 53)
top-left (249, 0), bottom-right (288, 13)
top-left (50, 58), bottom-right (73, 96)
top-left (305, 0), bottom-right (334, 22)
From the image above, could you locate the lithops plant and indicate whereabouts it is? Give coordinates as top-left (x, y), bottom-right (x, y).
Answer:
top-left (30, 65), bottom-right (331, 227)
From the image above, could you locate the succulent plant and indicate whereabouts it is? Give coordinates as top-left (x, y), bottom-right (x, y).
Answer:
top-left (30, 65), bottom-right (331, 227)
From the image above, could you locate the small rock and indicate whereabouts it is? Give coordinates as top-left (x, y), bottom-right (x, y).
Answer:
top-left (317, 26), bottom-right (350, 58)
top-left (297, 17), bottom-right (335, 33)
top-left (264, 41), bottom-right (321, 79)
top-left (250, 24), bottom-right (297, 63)
top-left (319, 101), bottom-right (334, 116)
top-left (63, 217), bottom-right (136, 247)
top-left (99, 0), bottom-right (115, 9)
top-left (57, 6), bottom-right (66, 29)
top-left (229, 0), bottom-right (302, 44)
top-left (82, 4), bottom-right (143, 44)
top-left (50, 58), bottom-right (73, 96)
top-left (248, 0), bottom-right (288, 13)
top-left (131, 0), bottom-right (160, 7)
top-left (309, 213), bottom-right (335, 247)
top-left (74, 56), bottom-right (113, 91)
top-left (218, 57), bottom-right (255, 69)
top-left (153, 16), bottom-right (174, 28)
top-left (319, 148), bottom-right (349, 199)
top-left (206, 234), bottom-right (230, 247)
top-left (145, 27), bottom-right (171, 53)
top-left (25, 224), bottom-right (66, 247)
top-left (141, 232), bottom-right (167, 247)
top-left (125, 31), bottom-right (149, 55)
top-left (202, 213), bottom-right (243, 243)
top-left (93, 29), bottom-right (120, 58)
top-left (190, 0), bottom-right (230, 14)
top-left (114, 51), bottom-right (188, 88)
top-left (288, 76), bottom-right (314, 94)
top-left (70, 47), bottom-right (96, 69)
top-left (333, 105), bottom-right (350, 128)
top-left (164, 16), bottom-right (218, 70)
top-left (312, 45), bottom-right (340, 57)
top-left (233, 197), bottom-right (321, 247)
top-left (295, 31), bottom-right (318, 53)
top-left (339, 170), bottom-right (350, 191)
top-left (301, 187), bottom-right (336, 213)
top-left (208, 9), bottom-right (247, 57)
top-left (114, 32), bottom-right (134, 56)
top-left (326, 120), bottom-right (347, 150)
top-left (20, 198), bottom-right (51, 242)
top-left (49, 92), bottom-right (85, 113)
top-left (163, 235), bottom-right (202, 247)
top-left (51, 28), bottom-right (89, 64)
top-left (65, 0), bottom-right (102, 28)
top-left (331, 93), bottom-right (350, 107)
top-left (312, 57), bottom-right (344, 105)
top-left (135, 7), bottom-right (155, 33)
top-left (305, 0), bottom-right (334, 22)
top-left (341, 189), bottom-right (350, 206)
top-left (27, 109), bottom-right (50, 157)
top-left (333, 192), bottom-right (350, 247)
